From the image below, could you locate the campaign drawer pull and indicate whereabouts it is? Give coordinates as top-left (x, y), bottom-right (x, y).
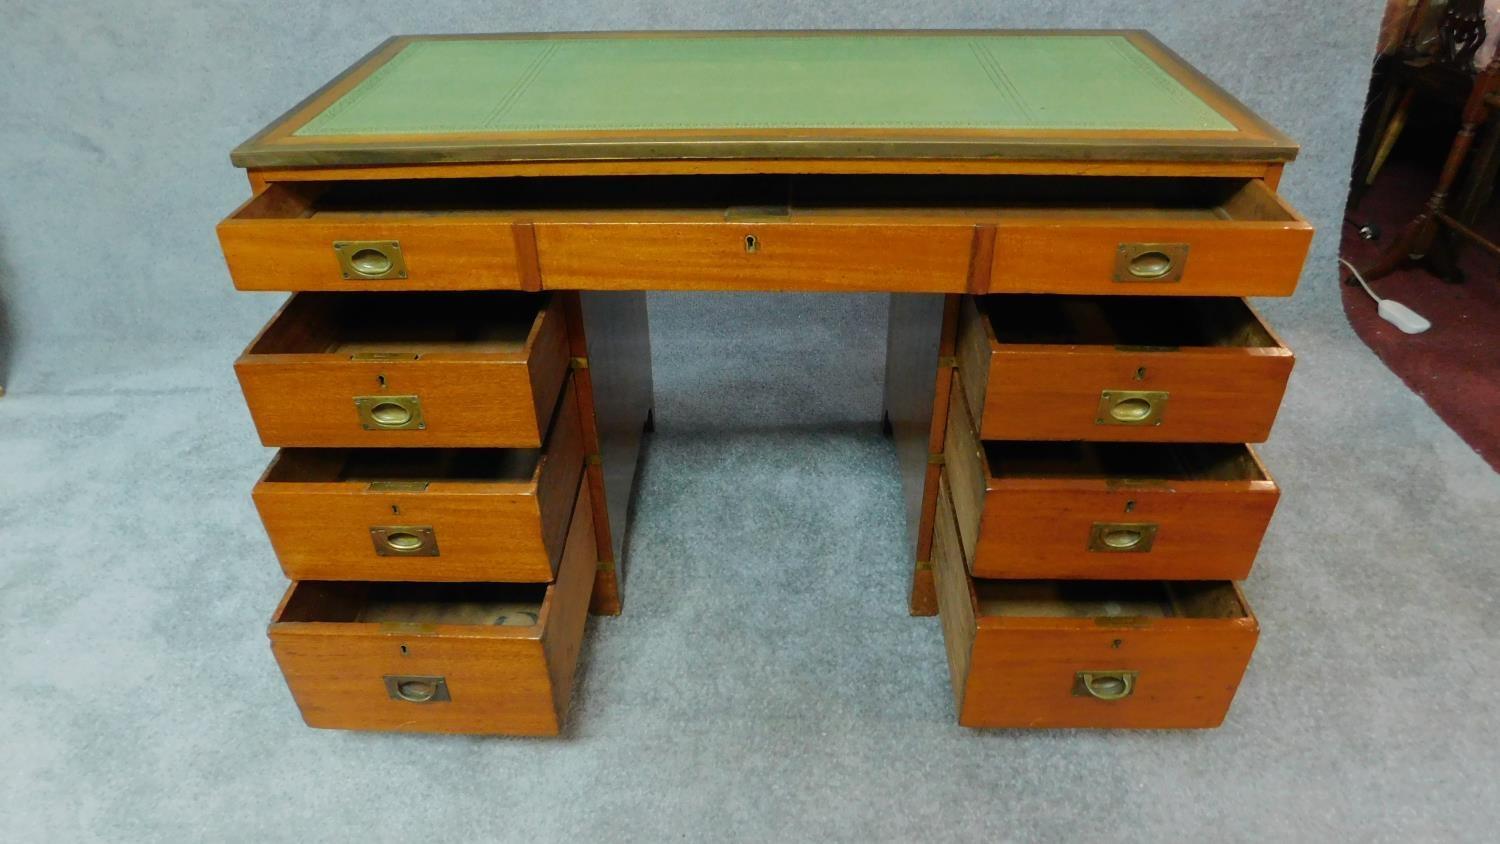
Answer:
top-left (383, 675), bottom-right (450, 704)
top-left (370, 525), bottom-right (439, 556)
top-left (334, 240), bottom-right (407, 280)
top-left (1074, 671), bottom-right (1137, 701)
top-left (1114, 243), bottom-right (1188, 282)
top-left (1096, 390), bottom-right (1168, 426)
top-left (1087, 522), bottom-right (1159, 553)
top-left (354, 395), bottom-right (425, 430)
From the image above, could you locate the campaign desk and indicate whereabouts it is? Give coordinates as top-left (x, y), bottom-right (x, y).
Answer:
top-left (216, 32), bottom-right (1311, 734)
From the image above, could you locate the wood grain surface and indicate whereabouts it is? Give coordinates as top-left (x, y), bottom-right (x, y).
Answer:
top-left (267, 475), bottom-right (595, 735)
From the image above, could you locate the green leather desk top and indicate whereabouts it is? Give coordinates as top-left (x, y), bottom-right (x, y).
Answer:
top-left (232, 31), bottom-right (1296, 168)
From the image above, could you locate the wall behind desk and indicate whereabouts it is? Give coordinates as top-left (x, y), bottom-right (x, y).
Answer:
top-left (0, 2), bottom-right (1378, 373)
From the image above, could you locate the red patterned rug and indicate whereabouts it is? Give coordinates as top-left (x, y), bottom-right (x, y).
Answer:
top-left (1341, 159), bottom-right (1500, 472)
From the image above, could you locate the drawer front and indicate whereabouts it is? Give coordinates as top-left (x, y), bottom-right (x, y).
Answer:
top-left (535, 222), bottom-right (975, 292)
top-left (217, 184), bottom-right (528, 292)
top-left (254, 388), bottom-right (585, 582)
top-left (962, 618), bottom-right (1258, 729)
top-left (943, 386), bottom-right (1280, 580)
top-left (963, 347), bottom-right (1292, 443)
top-left (268, 477), bottom-right (596, 735)
top-left (234, 297), bottom-right (570, 448)
top-left (934, 478), bottom-right (1258, 729)
top-left (989, 183), bottom-right (1312, 297)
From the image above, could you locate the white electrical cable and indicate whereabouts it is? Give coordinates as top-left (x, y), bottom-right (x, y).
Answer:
top-left (1339, 258), bottom-right (1432, 334)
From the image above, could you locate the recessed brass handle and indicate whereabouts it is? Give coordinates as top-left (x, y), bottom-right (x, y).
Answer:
top-left (334, 240), bottom-right (407, 280)
top-left (1087, 522), bottom-right (1159, 553)
top-left (1096, 390), bottom-right (1168, 426)
top-left (370, 525), bottom-right (439, 556)
top-left (354, 395), bottom-right (425, 431)
top-left (1114, 243), bottom-right (1188, 283)
top-left (383, 675), bottom-right (450, 704)
top-left (1074, 671), bottom-right (1137, 701)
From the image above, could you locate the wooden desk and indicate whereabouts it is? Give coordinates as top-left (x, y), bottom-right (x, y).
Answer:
top-left (217, 31), bottom-right (1311, 733)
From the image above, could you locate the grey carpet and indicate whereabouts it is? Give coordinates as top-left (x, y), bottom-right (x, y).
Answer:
top-left (3, 289), bottom-right (1498, 840)
top-left (4, 1), bottom-right (1499, 840)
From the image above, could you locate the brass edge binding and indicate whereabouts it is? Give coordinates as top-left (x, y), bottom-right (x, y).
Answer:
top-left (915, 560), bottom-right (933, 572)
top-left (596, 560), bottom-right (615, 572)
top-left (570, 357), bottom-right (590, 370)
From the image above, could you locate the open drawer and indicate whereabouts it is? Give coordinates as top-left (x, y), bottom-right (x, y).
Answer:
top-left (957, 294), bottom-right (1294, 443)
top-left (944, 378), bottom-right (1279, 579)
top-left (234, 292), bottom-right (569, 448)
top-left (934, 477), bottom-right (1258, 729)
top-left (268, 476), bottom-right (595, 735)
top-left (217, 181), bottom-right (532, 292)
top-left (989, 178), bottom-right (1311, 296)
top-left (253, 374), bottom-right (584, 583)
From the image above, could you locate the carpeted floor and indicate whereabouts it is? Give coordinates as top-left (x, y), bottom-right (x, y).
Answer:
top-left (1342, 158), bottom-right (1500, 470)
top-left (2, 286), bottom-right (1497, 840)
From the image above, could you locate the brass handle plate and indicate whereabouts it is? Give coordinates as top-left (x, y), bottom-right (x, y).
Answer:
top-left (1096, 390), bottom-right (1168, 426)
top-left (1074, 671), bottom-right (1137, 701)
top-left (370, 525), bottom-right (439, 557)
top-left (334, 240), bottom-right (407, 280)
top-left (1114, 243), bottom-right (1188, 283)
top-left (354, 395), bottom-right (425, 431)
top-left (1087, 522), bottom-right (1159, 553)
top-left (383, 675), bottom-right (450, 704)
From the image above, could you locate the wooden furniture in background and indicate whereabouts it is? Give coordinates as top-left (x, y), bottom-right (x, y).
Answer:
top-left (217, 31), bottom-right (1310, 734)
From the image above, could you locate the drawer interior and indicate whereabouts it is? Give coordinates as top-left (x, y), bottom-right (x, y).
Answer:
top-left (976, 580), bottom-right (1248, 620)
top-left (247, 176), bottom-right (1290, 221)
top-left (249, 292), bottom-right (540, 357)
top-left (985, 441), bottom-right (1267, 482)
top-left (264, 448), bottom-right (540, 485)
top-left (981, 295), bottom-right (1279, 348)
top-left (277, 581), bottom-right (547, 628)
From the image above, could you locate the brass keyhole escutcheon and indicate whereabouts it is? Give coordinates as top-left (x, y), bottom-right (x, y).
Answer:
top-left (1101, 529), bottom-right (1143, 549)
top-left (1110, 397), bottom-right (1154, 422)
top-left (744, 234), bottom-right (759, 253)
top-left (384, 531), bottom-right (424, 552)
top-left (1128, 251), bottom-right (1172, 279)
top-left (349, 247), bottom-right (393, 277)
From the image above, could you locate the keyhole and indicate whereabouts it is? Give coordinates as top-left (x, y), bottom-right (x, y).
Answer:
top-left (400, 644), bottom-right (409, 656)
top-left (391, 504), bottom-right (400, 515)
top-left (377, 374), bottom-right (387, 389)
top-left (744, 234), bottom-right (759, 253)
top-left (1124, 499), bottom-right (1136, 513)
top-left (1135, 366), bottom-right (1147, 381)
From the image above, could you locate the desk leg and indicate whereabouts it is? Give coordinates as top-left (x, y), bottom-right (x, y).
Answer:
top-left (564, 291), bottom-right (655, 616)
top-left (884, 294), bottom-right (958, 616)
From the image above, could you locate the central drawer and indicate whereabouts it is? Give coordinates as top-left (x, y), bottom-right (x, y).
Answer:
top-left (944, 381), bottom-right (1279, 581)
top-left (235, 292), bottom-right (569, 448)
top-left (933, 477), bottom-right (1258, 729)
top-left (253, 374), bottom-right (585, 583)
top-left (957, 294), bottom-right (1295, 443)
top-left (268, 476), bottom-right (595, 735)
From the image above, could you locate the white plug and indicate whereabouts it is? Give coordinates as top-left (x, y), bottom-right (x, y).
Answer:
top-left (1377, 298), bottom-right (1432, 334)
top-left (1339, 258), bottom-right (1432, 335)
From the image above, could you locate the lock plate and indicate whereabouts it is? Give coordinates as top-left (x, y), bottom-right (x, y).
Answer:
top-left (370, 525), bottom-right (439, 556)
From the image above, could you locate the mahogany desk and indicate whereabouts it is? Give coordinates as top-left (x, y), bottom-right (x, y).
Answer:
top-left (216, 31), bottom-right (1312, 733)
